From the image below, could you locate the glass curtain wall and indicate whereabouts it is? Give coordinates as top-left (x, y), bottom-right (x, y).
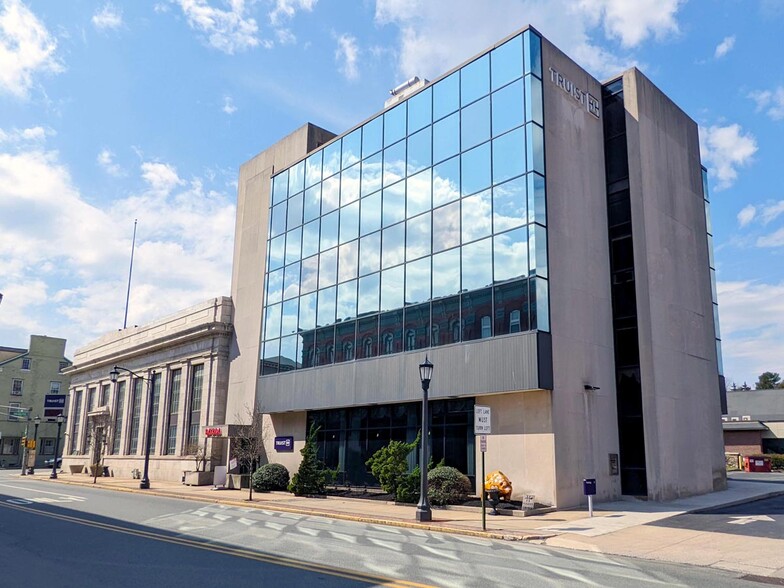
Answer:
top-left (261, 29), bottom-right (549, 373)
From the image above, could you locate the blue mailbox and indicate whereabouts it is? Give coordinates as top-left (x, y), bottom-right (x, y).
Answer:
top-left (583, 478), bottom-right (596, 496)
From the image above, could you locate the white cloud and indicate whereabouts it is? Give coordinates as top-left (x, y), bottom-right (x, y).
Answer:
top-left (335, 33), bottom-right (359, 80)
top-left (699, 124), bottom-right (757, 190)
top-left (0, 0), bottom-right (63, 98)
top-left (756, 228), bottom-right (784, 248)
top-left (269, 0), bottom-right (317, 26)
top-left (92, 3), bottom-right (123, 30)
top-left (717, 280), bottom-right (784, 384)
top-left (275, 27), bottom-right (296, 44)
top-left (141, 161), bottom-right (185, 194)
top-left (175, 0), bottom-right (259, 54)
top-left (373, 0), bottom-right (681, 80)
top-left (222, 95), bottom-right (237, 114)
top-left (97, 148), bottom-right (123, 176)
top-left (0, 125), bottom-right (51, 144)
top-left (760, 200), bottom-right (784, 224)
top-left (748, 87), bottom-right (784, 121)
top-left (737, 204), bottom-right (756, 227)
top-left (0, 146), bottom-right (235, 354)
top-left (714, 35), bottom-right (735, 58)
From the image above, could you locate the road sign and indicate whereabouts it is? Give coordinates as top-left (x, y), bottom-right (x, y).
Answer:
top-left (474, 405), bottom-right (491, 435)
top-left (44, 394), bottom-right (66, 419)
top-left (479, 435), bottom-right (487, 452)
top-left (10, 409), bottom-right (27, 418)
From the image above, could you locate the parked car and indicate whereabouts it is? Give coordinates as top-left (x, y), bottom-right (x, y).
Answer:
top-left (44, 456), bottom-right (62, 467)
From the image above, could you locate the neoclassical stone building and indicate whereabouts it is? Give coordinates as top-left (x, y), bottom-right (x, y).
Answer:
top-left (62, 298), bottom-right (232, 480)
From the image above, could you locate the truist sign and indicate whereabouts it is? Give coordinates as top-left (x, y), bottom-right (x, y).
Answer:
top-left (549, 67), bottom-right (600, 119)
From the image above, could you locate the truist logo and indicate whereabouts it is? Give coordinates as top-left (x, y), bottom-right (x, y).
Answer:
top-left (549, 67), bottom-right (600, 119)
top-left (205, 427), bottom-right (222, 437)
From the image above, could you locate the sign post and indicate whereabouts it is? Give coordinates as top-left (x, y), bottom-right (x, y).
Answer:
top-left (474, 406), bottom-right (491, 531)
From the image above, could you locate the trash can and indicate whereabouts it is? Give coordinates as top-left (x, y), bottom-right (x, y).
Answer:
top-left (744, 456), bottom-right (772, 472)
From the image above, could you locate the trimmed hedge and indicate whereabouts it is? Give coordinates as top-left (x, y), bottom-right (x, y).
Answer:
top-left (427, 466), bottom-right (472, 506)
top-left (252, 463), bottom-right (290, 492)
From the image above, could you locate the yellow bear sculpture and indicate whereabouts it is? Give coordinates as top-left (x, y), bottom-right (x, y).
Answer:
top-left (484, 470), bottom-right (513, 501)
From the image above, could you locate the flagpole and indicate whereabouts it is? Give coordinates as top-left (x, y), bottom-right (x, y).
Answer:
top-left (123, 219), bottom-right (137, 329)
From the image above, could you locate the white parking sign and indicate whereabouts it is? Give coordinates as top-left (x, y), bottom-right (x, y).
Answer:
top-left (474, 405), bottom-right (491, 434)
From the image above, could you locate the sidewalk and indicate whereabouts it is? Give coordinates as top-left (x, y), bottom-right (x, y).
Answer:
top-left (18, 471), bottom-right (784, 579)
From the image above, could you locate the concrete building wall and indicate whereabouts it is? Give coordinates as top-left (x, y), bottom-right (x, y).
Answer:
top-left (228, 124), bottom-right (336, 424)
top-left (541, 40), bottom-right (621, 507)
top-left (623, 69), bottom-right (726, 500)
top-left (62, 298), bottom-right (232, 482)
top-left (0, 335), bottom-right (70, 468)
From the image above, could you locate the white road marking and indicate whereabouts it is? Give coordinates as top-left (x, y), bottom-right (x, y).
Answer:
top-left (237, 518), bottom-right (255, 526)
top-left (367, 537), bottom-right (403, 551)
top-left (329, 531), bottom-right (358, 544)
top-left (419, 544), bottom-right (460, 560)
top-left (728, 515), bottom-right (775, 525)
top-left (298, 527), bottom-right (319, 536)
top-left (264, 521), bottom-right (286, 531)
top-left (212, 513), bottom-right (231, 521)
top-left (0, 483), bottom-right (85, 500)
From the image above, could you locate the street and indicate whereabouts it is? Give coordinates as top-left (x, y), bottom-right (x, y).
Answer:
top-left (0, 471), bottom-right (773, 587)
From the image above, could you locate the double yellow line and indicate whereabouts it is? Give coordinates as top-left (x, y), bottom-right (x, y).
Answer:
top-left (1, 500), bottom-right (434, 587)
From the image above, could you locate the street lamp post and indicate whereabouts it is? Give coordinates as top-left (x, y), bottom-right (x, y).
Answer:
top-left (416, 356), bottom-right (433, 522)
top-left (28, 416), bottom-right (41, 474)
top-left (50, 415), bottom-right (64, 479)
top-left (110, 366), bottom-right (155, 489)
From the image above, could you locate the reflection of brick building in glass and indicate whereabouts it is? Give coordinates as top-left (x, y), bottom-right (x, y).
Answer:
top-left (226, 25), bottom-right (727, 508)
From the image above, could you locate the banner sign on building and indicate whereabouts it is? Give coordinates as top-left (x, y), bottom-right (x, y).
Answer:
top-left (274, 436), bottom-right (294, 452)
top-left (44, 394), bottom-right (66, 420)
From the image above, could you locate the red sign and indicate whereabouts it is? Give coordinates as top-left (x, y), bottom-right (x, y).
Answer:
top-left (205, 427), bottom-right (222, 437)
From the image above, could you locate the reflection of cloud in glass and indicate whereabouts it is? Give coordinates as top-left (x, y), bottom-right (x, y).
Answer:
top-left (301, 255), bottom-right (319, 293)
top-left (433, 201), bottom-right (460, 252)
top-left (362, 155), bottom-right (382, 195)
top-left (302, 220), bottom-right (319, 258)
top-left (323, 143), bottom-right (341, 179)
top-left (358, 273), bottom-right (380, 314)
top-left (383, 182), bottom-right (406, 226)
top-left (432, 248), bottom-right (460, 298)
top-left (305, 152), bottom-right (322, 187)
top-left (299, 293), bottom-right (317, 330)
top-left (318, 286), bottom-right (336, 326)
top-left (264, 303), bottom-right (281, 340)
top-left (337, 280), bottom-right (357, 320)
top-left (342, 130), bottom-right (361, 169)
top-left (494, 228), bottom-right (528, 282)
top-left (433, 161), bottom-right (460, 207)
top-left (341, 164), bottom-right (360, 205)
top-left (406, 257), bottom-right (431, 304)
top-left (359, 233), bottom-right (381, 275)
top-left (383, 147), bottom-right (406, 186)
top-left (462, 238), bottom-right (492, 290)
top-left (338, 240), bottom-right (358, 282)
top-left (319, 248), bottom-right (337, 288)
top-left (381, 266), bottom-right (404, 311)
top-left (322, 176), bottom-right (340, 213)
top-left (290, 160), bottom-right (305, 194)
top-left (382, 223), bottom-right (405, 268)
top-left (281, 299), bottom-right (298, 335)
top-left (493, 176), bottom-right (526, 232)
top-left (406, 212), bottom-right (431, 260)
top-left (407, 169), bottom-right (431, 218)
top-left (462, 190), bottom-right (492, 243)
top-left (283, 262), bottom-right (300, 300)
top-left (267, 268), bottom-right (283, 304)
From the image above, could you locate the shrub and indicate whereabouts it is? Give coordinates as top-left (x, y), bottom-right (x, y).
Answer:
top-left (252, 463), bottom-right (290, 492)
top-left (765, 453), bottom-right (784, 470)
top-left (395, 457), bottom-right (446, 504)
top-left (289, 424), bottom-right (334, 495)
top-left (427, 466), bottom-right (472, 506)
top-left (366, 432), bottom-right (420, 498)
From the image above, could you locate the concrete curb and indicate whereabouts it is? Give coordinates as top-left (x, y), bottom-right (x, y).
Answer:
top-left (689, 488), bottom-right (784, 514)
top-left (21, 476), bottom-right (553, 542)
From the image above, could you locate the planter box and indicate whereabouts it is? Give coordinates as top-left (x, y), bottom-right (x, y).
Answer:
top-left (227, 473), bottom-right (250, 489)
top-left (184, 471), bottom-right (214, 486)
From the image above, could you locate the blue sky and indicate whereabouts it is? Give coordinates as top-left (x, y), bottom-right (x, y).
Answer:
top-left (0, 0), bottom-right (782, 386)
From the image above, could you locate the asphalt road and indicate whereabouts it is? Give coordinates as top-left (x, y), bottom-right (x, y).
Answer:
top-left (0, 470), bottom-right (771, 587)
top-left (650, 492), bottom-right (784, 539)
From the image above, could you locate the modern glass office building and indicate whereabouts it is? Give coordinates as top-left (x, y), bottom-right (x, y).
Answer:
top-left (226, 25), bottom-right (727, 507)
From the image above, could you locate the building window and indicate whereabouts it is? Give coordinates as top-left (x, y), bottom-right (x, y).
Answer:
top-left (343, 341), bottom-right (354, 361)
top-left (21, 358), bottom-right (31, 370)
top-left (8, 401), bottom-right (21, 421)
top-left (405, 329), bottom-right (416, 351)
top-left (187, 365), bottom-right (204, 448)
top-left (451, 320), bottom-right (461, 343)
top-left (481, 315), bottom-right (491, 338)
top-left (1, 437), bottom-right (19, 455)
top-left (509, 310), bottom-right (521, 333)
top-left (87, 387), bottom-right (96, 411)
top-left (112, 381), bottom-right (126, 455)
top-left (41, 438), bottom-right (55, 456)
top-left (363, 337), bottom-right (373, 357)
top-left (11, 379), bottom-right (23, 396)
top-left (149, 373), bottom-right (162, 454)
top-left (382, 332), bottom-right (394, 354)
top-left (128, 379), bottom-right (143, 454)
top-left (99, 384), bottom-right (110, 406)
top-left (166, 369), bottom-right (181, 455)
top-left (50, 381), bottom-right (61, 394)
top-left (70, 391), bottom-right (83, 455)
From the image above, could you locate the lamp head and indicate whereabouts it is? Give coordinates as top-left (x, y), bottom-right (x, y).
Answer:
top-left (419, 355), bottom-right (433, 386)
top-left (56, 415), bottom-right (64, 424)
top-left (34, 416), bottom-right (41, 425)
top-left (109, 367), bottom-right (120, 383)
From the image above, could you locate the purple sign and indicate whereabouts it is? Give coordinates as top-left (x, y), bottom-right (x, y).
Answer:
top-left (44, 394), bottom-right (66, 419)
top-left (274, 436), bottom-right (294, 452)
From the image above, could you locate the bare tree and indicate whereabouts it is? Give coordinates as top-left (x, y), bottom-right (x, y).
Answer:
top-left (185, 442), bottom-right (209, 472)
top-left (232, 406), bottom-right (269, 501)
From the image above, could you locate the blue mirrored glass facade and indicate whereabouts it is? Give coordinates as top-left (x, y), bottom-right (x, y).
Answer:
top-left (261, 31), bottom-right (548, 373)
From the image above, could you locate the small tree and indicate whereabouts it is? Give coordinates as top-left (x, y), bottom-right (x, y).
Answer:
top-left (186, 442), bottom-right (209, 472)
top-left (365, 431), bottom-right (420, 500)
top-left (755, 372), bottom-right (782, 390)
top-left (289, 423), bottom-right (333, 496)
top-left (232, 406), bottom-right (268, 501)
